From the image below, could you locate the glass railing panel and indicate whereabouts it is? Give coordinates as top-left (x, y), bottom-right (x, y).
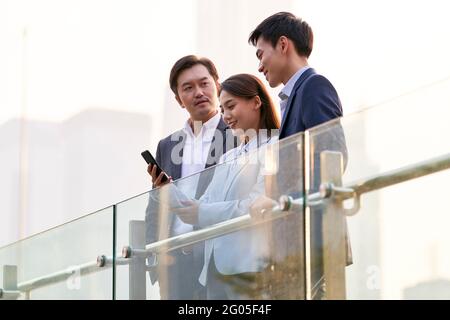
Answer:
top-left (306, 117), bottom-right (352, 299)
top-left (115, 131), bottom-right (306, 300)
top-left (114, 189), bottom-right (162, 300)
top-left (0, 206), bottom-right (114, 299)
top-left (115, 168), bottom-right (214, 300)
top-left (263, 131), bottom-right (306, 300)
top-left (307, 79), bottom-right (450, 299)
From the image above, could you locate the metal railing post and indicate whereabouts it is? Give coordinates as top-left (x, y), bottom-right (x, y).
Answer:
top-left (320, 151), bottom-right (347, 299)
top-left (3, 265), bottom-right (18, 292)
top-left (1, 265), bottom-right (21, 299)
top-left (128, 220), bottom-right (146, 300)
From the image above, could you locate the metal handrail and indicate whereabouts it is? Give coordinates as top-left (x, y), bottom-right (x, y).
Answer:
top-left (0, 289), bottom-right (21, 300)
top-left (123, 152), bottom-right (450, 259)
top-left (3, 257), bottom-right (130, 297)
top-left (123, 196), bottom-right (296, 259)
top-left (2, 152), bottom-right (450, 298)
top-left (349, 152), bottom-right (450, 195)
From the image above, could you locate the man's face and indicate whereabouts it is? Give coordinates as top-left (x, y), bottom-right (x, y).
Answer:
top-left (175, 64), bottom-right (219, 122)
top-left (255, 37), bottom-right (285, 88)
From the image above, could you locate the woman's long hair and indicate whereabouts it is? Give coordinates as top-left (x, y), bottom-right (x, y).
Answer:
top-left (220, 74), bottom-right (280, 131)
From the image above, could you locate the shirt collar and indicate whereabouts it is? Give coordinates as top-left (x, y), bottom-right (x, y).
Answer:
top-left (278, 66), bottom-right (311, 101)
top-left (183, 111), bottom-right (220, 138)
top-left (239, 134), bottom-right (273, 154)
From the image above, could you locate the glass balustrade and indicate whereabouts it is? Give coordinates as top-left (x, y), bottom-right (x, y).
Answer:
top-left (2, 81), bottom-right (450, 300)
top-left (114, 132), bottom-right (306, 299)
top-left (0, 206), bottom-right (114, 299)
top-left (307, 78), bottom-right (450, 299)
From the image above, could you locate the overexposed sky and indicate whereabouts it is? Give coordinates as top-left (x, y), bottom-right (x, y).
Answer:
top-left (1, 0), bottom-right (197, 124)
top-left (300, 0), bottom-right (450, 112)
top-left (2, 0), bottom-right (450, 125)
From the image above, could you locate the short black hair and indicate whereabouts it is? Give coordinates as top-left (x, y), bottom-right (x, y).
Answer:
top-left (169, 55), bottom-right (220, 96)
top-left (248, 12), bottom-right (313, 58)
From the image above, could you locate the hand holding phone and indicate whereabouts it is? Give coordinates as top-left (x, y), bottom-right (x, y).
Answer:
top-left (141, 150), bottom-right (170, 185)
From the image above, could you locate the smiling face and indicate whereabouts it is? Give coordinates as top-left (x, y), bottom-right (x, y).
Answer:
top-left (175, 64), bottom-right (219, 122)
top-left (255, 37), bottom-right (286, 88)
top-left (219, 90), bottom-right (261, 135)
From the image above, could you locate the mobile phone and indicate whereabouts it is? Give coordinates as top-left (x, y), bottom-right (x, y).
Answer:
top-left (141, 150), bottom-right (169, 183)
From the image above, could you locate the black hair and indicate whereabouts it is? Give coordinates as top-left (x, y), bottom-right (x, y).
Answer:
top-left (249, 12), bottom-right (313, 58)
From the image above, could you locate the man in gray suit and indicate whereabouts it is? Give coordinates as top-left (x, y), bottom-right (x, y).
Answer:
top-left (145, 55), bottom-right (235, 300)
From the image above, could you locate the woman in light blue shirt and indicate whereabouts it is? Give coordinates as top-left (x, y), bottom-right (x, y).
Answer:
top-left (167, 74), bottom-right (280, 299)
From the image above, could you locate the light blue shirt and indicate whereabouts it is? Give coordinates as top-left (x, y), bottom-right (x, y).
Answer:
top-left (278, 66), bottom-right (310, 119)
top-left (218, 134), bottom-right (274, 164)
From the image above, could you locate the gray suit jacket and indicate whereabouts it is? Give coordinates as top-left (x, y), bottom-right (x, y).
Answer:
top-left (145, 117), bottom-right (234, 286)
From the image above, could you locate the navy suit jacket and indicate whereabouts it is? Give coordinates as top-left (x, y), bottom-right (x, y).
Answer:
top-left (280, 68), bottom-right (343, 139)
top-left (271, 69), bottom-right (351, 295)
top-left (280, 68), bottom-right (347, 183)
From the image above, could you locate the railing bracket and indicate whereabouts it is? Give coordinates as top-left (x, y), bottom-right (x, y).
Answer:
top-left (319, 182), bottom-right (361, 216)
top-left (96, 255), bottom-right (107, 267)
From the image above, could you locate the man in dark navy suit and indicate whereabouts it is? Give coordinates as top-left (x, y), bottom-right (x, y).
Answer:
top-left (248, 11), bottom-right (343, 139)
top-left (248, 12), bottom-right (350, 299)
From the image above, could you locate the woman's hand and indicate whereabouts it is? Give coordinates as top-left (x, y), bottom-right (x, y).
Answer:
top-left (172, 200), bottom-right (199, 225)
top-left (250, 195), bottom-right (277, 220)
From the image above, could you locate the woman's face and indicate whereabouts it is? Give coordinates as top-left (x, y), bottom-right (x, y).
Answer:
top-left (219, 90), bottom-right (261, 136)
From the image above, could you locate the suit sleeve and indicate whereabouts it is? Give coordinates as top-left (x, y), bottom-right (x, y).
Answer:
top-left (145, 139), bottom-right (164, 246)
top-left (301, 75), bottom-right (343, 129)
top-left (302, 75), bottom-right (348, 188)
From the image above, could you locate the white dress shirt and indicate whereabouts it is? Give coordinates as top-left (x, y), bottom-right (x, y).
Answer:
top-left (172, 111), bottom-right (221, 236)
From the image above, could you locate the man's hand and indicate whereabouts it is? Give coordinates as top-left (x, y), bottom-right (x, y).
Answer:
top-left (147, 164), bottom-right (172, 188)
top-left (172, 200), bottom-right (199, 225)
top-left (250, 196), bottom-right (277, 220)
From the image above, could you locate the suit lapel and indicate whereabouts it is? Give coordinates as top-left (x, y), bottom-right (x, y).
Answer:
top-left (204, 117), bottom-right (229, 169)
top-left (169, 130), bottom-right (186, 180)
top-left (167, 130), bottom-right (186, 232)
top-left (280, 68), bottom-right (316, 136)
